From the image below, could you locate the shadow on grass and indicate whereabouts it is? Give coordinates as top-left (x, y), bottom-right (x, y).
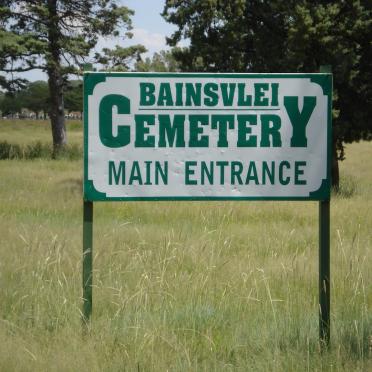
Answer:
top-left (332, 175), bottom-right (359, 199)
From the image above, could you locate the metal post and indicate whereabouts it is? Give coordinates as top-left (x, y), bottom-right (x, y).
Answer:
top-left (82, 63), bottom-right (94, 331)
top-left (319, 200), bottom-right (330, 347)
top-left (319, 65), bottom-right (331, 347)
top-left (83, 200), bottom-right (93, 329)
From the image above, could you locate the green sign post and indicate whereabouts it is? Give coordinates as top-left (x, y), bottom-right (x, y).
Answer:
top-left (318, 65), bottom-right (331, 347)
top-left (82, 200), bottom-right (93, 330)
top-left (82, 69), bottom-right (332, 346)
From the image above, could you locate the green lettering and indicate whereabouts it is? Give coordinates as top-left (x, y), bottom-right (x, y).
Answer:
top-left (158, 115), bottom-right (186, 147)
top-left (155, 161), bottom-right (168, 185)
top-left (99, 94), bottom-right (130, 148)
top-left (216, 161), bottom-right (228, 184)
top-left (157, 83), bottom-right (174, 106)
top-left (245, 162), bottom-right (259, 184)
top-left (254, 83), bottom-right (269, 106)
top-left (231, 161), bottom-right (243, 185)
top-left (284, 96), bottom-right (316, 147)
top-left (140, 83), bottom-right (155, 106)
top-left (220, 83), bottom-right (236, 106)
top-left (204, 83), bottom-right (219, 106)
top-left (185, 83), bottom-right (202, 106)
top-left (129, 161), bottom-right (143, 185)
top-left (262, 161), bottom-right (275, 185)
top-left (271, 83), bottom-right (279, 106)
top-left (108, 161), bottom-right (125, 185)
top-left (185, 161), bottom-right (197, 185)
top-left (237, 115), bottom-right (257, 147)
top-left (135, 115), bottom-right (155, 147)
top-left (144, 161), bottom-right (152, 185)
top-left (175, 83), bottom-right (183, 106)
top-left (279, 161), bottom-right (290, 185)
top-left (189, 115), bottom-right (209, 147)
top-left (294, 161), bottom-right (307, 185)
top-left (237, 83), bottom-right (252, 106)
top-left (211, 115), bottom-right (234, 147)
top-left (260, 115), bottom-right (282, 147)
top-left (201, 161), bottom-right (214, 185)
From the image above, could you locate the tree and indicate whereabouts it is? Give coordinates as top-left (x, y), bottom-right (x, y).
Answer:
top-left (162, 1), bottom-right (291, 72)
top-left (135, 50), bottom-right (180, 72)
top-left (0, 1), bottom-right (145, 153)
top-left (284, 1), bottom-right (372, 189)
top-left (163, 0), bottom-right (372, 189)
top-left (0, 28), bottom-right (28, 91)
top-left (64, 80), bottom-right (83, 113)
top-left (0, 92), bottom-right (22, 117)
top-left (96, 45), bottom-right (146, 71)
top-left (19, 81), bottom-right (50, 118)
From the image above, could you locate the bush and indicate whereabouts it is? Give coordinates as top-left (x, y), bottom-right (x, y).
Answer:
top-left (24, 141), bottom-right (52, 159)
top-left (53, 143), bottom-right (82, 160)
top-left (0, 141), bottom-right (82, 160)
top-left (0, 141), bottom-right (22, 159)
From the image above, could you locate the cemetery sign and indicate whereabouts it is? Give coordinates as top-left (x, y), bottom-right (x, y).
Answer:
top-left (84, 73), bottom-right (332, 201)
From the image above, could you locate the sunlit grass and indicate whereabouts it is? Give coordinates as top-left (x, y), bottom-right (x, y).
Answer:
top-left (0, 121), bottom-right (370, 370)
top-left (0, 119), bottom-right (82, 146)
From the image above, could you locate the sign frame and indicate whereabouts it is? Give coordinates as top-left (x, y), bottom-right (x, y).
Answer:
top-left (83, 72), bottom-right (332, 202)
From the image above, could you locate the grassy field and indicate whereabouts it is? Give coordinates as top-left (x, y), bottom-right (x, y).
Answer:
top-left (0, 119), bottom-right (371, 371)
top-left (0, 119), bottom-right (83, 146)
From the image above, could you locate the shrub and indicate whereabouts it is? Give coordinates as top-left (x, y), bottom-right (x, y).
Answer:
top-left (0, 141), bottom-right (82, 160)
top-left (53, 143), bottom-right (82, 160)
top-left (24, 141), bottom-right (52, 159)
top-left (0, 141), bottom-right (22, 159)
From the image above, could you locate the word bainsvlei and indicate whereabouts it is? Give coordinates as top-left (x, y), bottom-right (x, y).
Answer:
top-left (98, 81), bottom-right (317, 187)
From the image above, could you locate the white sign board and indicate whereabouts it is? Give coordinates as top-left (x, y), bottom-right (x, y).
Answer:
top-left (84, 73), bottom-right (331, 201)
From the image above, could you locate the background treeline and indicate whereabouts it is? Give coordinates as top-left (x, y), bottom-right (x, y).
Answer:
top-left (0, 49), bottom-right (178, 119)
top-left (0, 80), bottom-right (83, 118)
top-left (0, 0), bottom-right (371, 189)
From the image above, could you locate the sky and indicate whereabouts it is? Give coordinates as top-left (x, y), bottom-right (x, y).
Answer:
top-left (20, 0), bottom-right (179, 81)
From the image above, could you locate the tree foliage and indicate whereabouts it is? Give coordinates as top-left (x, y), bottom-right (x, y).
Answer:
top-left (64, 80), bottom-right (83, 113)
top-left (0, 79), bottom-right (82, 116)
top-left (97, 45), bottom-right (147, 71)
top-left (135, 50), bottom-right (181, 72)
top-left (163, 0), bottom-right (372, 187)
top-left (284, 1), bottom-right (372, 156)
top-left (0, 92), bottom-right (22, 116)
top-left (19, 81), bottom-right (50, 117)
top-left (162, 0), bottom-right (291, 72)
top-left (0, 0), bottom-right (145, 150)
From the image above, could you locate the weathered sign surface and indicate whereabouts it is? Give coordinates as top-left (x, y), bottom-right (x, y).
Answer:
top-left (84, 73), bottom-right (332, 201)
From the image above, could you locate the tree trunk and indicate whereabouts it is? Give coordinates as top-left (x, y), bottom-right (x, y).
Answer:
top-left (331, 140), bottom-right (340, 192)
top-left (47, 0), bottom-right (67, 155)
top-left (47, 68), bottom-right (66, 151)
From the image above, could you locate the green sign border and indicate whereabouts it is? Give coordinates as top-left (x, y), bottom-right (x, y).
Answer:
top-left (83, 72), bottom-right (332, 202)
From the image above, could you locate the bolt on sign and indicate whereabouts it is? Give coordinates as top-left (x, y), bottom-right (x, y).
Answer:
top-left (84, 73), bottom-right (332, 201)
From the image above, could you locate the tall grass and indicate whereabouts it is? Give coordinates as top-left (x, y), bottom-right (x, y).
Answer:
top-left (0, 119), bottom-right (82, 146)
top-left (0, 140), bottom-right (82, 160)
top-left (0, 119), bottom-right (82, 160)
top-left (0, 120), bottom-right (370, 370)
